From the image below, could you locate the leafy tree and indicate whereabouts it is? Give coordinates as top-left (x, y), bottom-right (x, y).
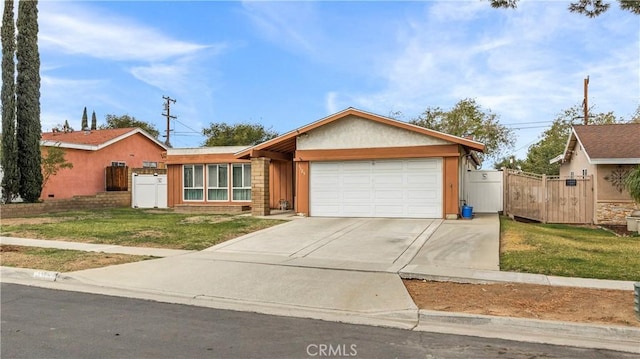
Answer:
top-left (1, 0), bottom-right (19, 203)
top-left (521, 105), bottom-right (618, 175)
top-left (410, 98), bottom-right (515, 163)
top-left (202, 122), bottom-right (278, 146)
top-left (41, 146), bottom-right (73, 188)
top-left (91, 110), bottom-right (97, 130)
top-left (81, 106), bottom-right (88, 130)
top-left (16, 0), bottom-right (42, 202)
top-left (624, 165), bottom-right (640, 204)
top-left (489, 0), bottom-right (640, 17)
top-left (100, 114), bottom-right (160, 138)
top-left (493, 156), bottom-right (525, 170)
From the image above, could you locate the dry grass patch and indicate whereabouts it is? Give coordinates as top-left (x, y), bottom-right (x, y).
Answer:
top-left (0, 245), bottom-right (155, 272)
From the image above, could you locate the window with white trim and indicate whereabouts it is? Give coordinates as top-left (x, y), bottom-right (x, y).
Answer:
top-left (111, 161), bottom-right (126, 167)
top-left (232, 163), bottom-right (251, 201)
top-left (183, 165), bottom-right (204, 201)
top-left (143, 161), bottom-right (158, 168)
top-left (207, 164), bottom-right (228, 201)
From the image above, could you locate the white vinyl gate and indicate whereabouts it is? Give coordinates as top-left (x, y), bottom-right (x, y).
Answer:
top-left (132, 173), bottom-right (167, 208)
top-left (464, 170), bottom-right (503, 213)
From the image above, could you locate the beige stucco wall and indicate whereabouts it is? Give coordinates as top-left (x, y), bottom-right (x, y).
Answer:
top-left (596, 164), bottom-right (635, 201)
top-left (297, 115), bottom-right (451, 150)
top-left (558, 142), bottom-right (596, 178)
top-left (594, 164), bottom-right (637, 225)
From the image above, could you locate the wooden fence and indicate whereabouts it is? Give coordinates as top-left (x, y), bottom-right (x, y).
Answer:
top-left (106, 166), bottom-right (128, 191)
top-left (504, 170), bottom-right (593, 224)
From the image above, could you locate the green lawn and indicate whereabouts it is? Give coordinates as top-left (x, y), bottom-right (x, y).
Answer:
top-left (0, 208), bottom-right (285, 250)
top-left (500, 217), bottom-right (640, 281)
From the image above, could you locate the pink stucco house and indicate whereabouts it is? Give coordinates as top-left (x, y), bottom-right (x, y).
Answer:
top-left (40, 128), bottom-right (167, 200)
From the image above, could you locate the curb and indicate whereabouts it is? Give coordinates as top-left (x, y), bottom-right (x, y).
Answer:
top-left (417, 310), bottom-right (640, 354)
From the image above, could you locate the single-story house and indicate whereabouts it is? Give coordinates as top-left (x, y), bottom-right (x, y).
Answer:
top-left (40, 127), bottom-right (168, 200)
top-left (166, 108), bottom-right (484, 219)
top-left (550, 123), bottom-right (640, 224)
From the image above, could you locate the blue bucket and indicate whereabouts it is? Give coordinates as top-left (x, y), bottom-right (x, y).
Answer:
top-left (461, 205), bottom-right (473, 219)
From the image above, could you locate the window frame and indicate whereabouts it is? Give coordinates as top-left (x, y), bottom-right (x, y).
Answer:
top-left (183, 164), bottom-right (205, 202)
top-left (207, 164), bottom-right (229, 202)
top-left (231, 163), bottom-right (252, 202)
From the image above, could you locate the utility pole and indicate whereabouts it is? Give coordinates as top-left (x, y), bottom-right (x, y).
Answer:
top-left (583, 76), bottom-right (589, 125)
top-left (162, 96), bottom-right (176, 147)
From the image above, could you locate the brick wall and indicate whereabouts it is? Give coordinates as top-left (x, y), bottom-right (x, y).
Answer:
top-left (0, 192), bottom-right (131, 219)
top-left (173, 205), bottom-right (250, 214)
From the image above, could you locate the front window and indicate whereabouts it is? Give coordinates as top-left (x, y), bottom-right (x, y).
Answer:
top-left (183, 165), bottom-right (204, 201)
top-left (207, 164), bottom-right (228, 201)
top-left (232, 163), bottom-right (251, 201)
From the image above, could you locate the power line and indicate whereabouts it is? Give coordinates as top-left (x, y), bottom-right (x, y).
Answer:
top-left (173, 118), bottom-right (202, 135)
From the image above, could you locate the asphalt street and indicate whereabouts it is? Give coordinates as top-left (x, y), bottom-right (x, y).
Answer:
top-left (1, 283), bottom-right (635, 359)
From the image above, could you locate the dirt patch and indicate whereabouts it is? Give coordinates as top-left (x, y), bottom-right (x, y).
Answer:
top-left (0, 245), bottom-right (154, 272)
top-left (404, 280), bottom-right (639, 328)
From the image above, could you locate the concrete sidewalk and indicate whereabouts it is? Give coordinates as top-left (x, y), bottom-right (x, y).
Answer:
top-left (0, 236), bottom-right (194, 257)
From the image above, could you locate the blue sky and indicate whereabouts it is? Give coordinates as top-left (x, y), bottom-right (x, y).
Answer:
top-left (36, 1), bottom-right (639, 164)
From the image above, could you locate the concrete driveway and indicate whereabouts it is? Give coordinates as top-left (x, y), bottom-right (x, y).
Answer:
top-left (61, 215), bottom-right (500, 328)
top-left (205, 217), bottom-right (443, 272)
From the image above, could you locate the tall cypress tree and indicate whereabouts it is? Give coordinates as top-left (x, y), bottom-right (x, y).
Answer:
top-left (91, 110), bottom-right (97, 130)
top-left (81, 106), bottom-right (88, 129)
top-left (1, 0), bottom-right (19, 203)
top-left (16, 0), bottom-right (42, 202)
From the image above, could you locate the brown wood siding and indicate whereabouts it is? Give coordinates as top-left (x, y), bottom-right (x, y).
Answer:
top-left (295, 161), bottom-right (309, 215)
top-left (443, 157), bottom-right (460, 217)
top-left (294, 145), bottom-right (459, 162)
top-left (167, 165), bottom-right (182, 207)
top-left (269, 161), bottom-right (294, 210)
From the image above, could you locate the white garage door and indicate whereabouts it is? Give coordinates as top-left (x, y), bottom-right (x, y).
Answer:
top-left (310, 159), bottom-right (442, 218)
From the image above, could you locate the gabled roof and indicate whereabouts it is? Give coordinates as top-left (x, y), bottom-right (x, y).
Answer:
top-left (235, 107), bottom-right (485, 159)
top-left (41, 127), bottom-right (168, 151)
top-left (554, 123), bottom-right (640, 165)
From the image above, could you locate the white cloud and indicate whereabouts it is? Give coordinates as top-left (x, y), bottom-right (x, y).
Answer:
top-left (39, 2), bottom-right (210, 62)
top-left (240, 1), bottom-right (323, 55)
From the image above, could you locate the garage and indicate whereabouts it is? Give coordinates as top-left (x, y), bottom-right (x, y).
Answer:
top-left (310, 159), bottom-right (443, 218)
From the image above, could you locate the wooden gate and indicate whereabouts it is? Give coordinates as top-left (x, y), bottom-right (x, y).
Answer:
top-left (106, 166), bottom-right (128, 191)
top-left (504, 170), bottom-right (593, 224)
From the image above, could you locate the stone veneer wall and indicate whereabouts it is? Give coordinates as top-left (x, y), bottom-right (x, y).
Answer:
top-left (595, 201), bottom-right (640, 225)
top-left (0, 192), bottom-right (131, 219)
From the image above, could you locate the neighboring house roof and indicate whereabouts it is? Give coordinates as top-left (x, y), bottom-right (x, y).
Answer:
top-left (553, 123), bottom-right (640, 165)
top-left (41, 127), bottom-right (168, 151)
top-left (235, 107), bottom-right (486, 159)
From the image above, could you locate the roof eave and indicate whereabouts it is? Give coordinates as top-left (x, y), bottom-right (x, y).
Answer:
top-left (234, 107), bottom-right (486, 158)
top-left (590, 158), bottom-right (640, 165)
